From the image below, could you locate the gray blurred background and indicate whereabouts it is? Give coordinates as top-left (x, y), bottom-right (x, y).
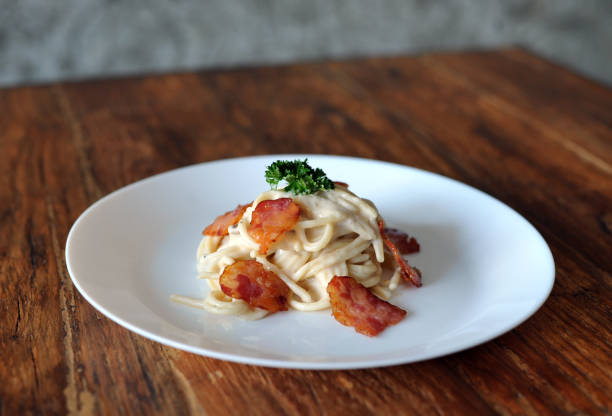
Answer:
top-left (1, 0), bottom-right (611, 87)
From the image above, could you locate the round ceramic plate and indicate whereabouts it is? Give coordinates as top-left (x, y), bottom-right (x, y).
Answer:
top-left (65, 155), bottom-right (555, 369)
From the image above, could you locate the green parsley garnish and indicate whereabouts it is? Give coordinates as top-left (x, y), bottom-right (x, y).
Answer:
top-left (265, 159), bottom-right (335, 195)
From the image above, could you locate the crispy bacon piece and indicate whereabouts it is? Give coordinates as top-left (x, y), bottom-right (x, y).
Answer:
top-left (202, 203), bottom-right (250, 236)
top-left (379, 221), bottom-right (422, 287)
top-left (248, 198), bottom-right (300, 254)
top-left (383, 227), bottom-right (420, 254)
top-left (327, 276), bottom-right (406, 337)
top-left (333, 181), bottom-right (349, 188)
top-left (219, 260), bottom-right (289, 312)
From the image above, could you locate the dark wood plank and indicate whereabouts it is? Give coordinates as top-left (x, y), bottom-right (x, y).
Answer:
top-left (1, 48), bottom-right (611, 415)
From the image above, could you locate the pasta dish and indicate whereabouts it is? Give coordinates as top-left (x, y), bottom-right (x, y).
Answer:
top-left (173, 160), bottom-right (421, 336)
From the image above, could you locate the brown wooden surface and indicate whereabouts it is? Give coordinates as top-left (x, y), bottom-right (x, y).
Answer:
top-left (1, 48), bottom-right (611, 415)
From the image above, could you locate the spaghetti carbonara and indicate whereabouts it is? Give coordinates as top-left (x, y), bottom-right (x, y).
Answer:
top-left (173, 183), bottom-right (408, 320)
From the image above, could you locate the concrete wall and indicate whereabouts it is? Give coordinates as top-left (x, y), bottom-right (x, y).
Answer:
top-left (1, 0), bottom-right (610, 87)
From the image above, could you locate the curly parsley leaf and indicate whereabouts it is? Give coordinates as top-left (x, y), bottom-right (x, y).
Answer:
top-left (265, 159), bottom-right (335, 195)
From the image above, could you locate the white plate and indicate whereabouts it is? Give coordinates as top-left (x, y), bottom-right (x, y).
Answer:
top-left (65, 155), bottom-right (555, 369)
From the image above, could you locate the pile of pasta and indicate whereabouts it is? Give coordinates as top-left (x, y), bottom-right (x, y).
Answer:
top-left (175, 183), bottom-right (421, 336)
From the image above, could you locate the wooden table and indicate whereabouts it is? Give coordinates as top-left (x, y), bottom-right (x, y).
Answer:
top-left (1, 48), bottom-right (611, 415)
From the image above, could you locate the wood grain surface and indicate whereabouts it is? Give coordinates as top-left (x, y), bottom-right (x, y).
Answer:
top-left (1, 48), bottom-right (611, 415)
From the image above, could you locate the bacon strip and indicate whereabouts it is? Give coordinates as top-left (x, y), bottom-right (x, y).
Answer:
top-left (333, 181), bottom-right (349, 188)
top-left (202, 203), bottom-right (250, 236)
top-left (379, 221), bottom-right (422, 287)
top-left (383, 227), bottom-right (420, 254)
top-left (219, 260), bottom-right (289, 312)
top-left (248, 198), bottom-right (300, 254)
top-left (327, 276), bottom-right (406, 337)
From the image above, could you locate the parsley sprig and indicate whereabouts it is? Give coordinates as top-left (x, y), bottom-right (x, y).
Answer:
top-left (265, 159), bottom-right (335, 195)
